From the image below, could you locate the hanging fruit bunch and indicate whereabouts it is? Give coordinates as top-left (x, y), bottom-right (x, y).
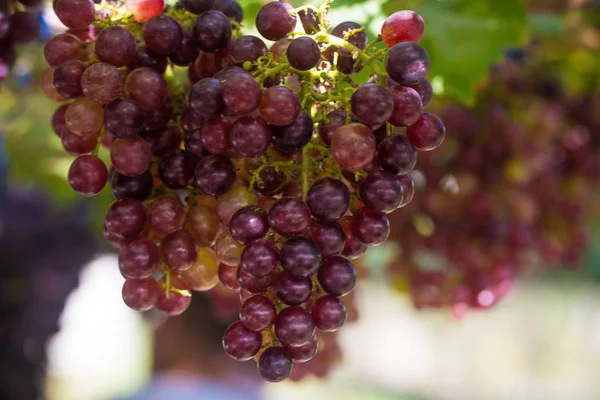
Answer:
top-left (43, 0), bottom-right (444, 382)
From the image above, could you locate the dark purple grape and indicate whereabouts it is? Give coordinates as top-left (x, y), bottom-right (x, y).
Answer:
top-left (259, 86), bottom-right (301, 126)
top-left (61, 126), bottom-right (97, 156)
top-left (122, 278), bottom-right (159, 311)
top-left (125, 67), bottom-right (169, 111)
top-left (184, 128), bottom-right (210, 158)
top-left (268, 197), bottom-right (311, 237)
top-left (258, 347), bottom-right (292, 382)
top-left (298, 8), bottom-right (320, 34)
top-left (169, 32), bottom-right (199, 66)
top-left (111, 137), bottom-right (152, 177)
top-left (68, 155), bottom-right (107, 196)
top-left (213, 0), bottom-right (243, 23)
top-left (192, 10), bottom-right (232, 53)
top-left (96, 26), bottom-right (136, 67)
top-left (222, 320), bottom-right (262, 361)
top-left (119, 238), bottom-right (160, 279)
top-left (128, 45), bottom-right (168, 73)
top-left (110, 170), bottom-right (153, 201)
top-left (308, 220), bottom-right (346, 257)
top-left (397, 174), bottom-right (414, 208)
top-left (53, 60), bottom-right (85, 98)
top-left (317, 256), bottom-right (356, 297)
top-left (311, 295), bottom-right (347, 332)
top-left (180, 0), bottom-right (214, 14)
top-left (81, 62), bottom-right (124, 105)
top-left (160, 230), bottom-right (198, 271)
top-left (318, 109), bottom-right (346, 145)
top-left (229, 35), bottom-right (268, 65)
top-left (378, 134), bottom-right (417, 175)
top-left (143, 15), bottom-right (183, 55)
top-left (230, 206), bottom-right (269, 245)
top-left (306, 178), bottom-right (350, 221)
top-left (332, 21), bottom-right (367, 50)
top-left (44, 33), bottom-right (81, 68)
top-left (240, 239), bottom-right (279, 278)
top-left (359, 170), bottom-right (404, 213)
top-left (274, 306), bottom-right (315, 347)
top-left (201, 117), bottom-right (231, 155)
top-left (406, 112), bottom-right (445, 151)
top-left (274, 271), bottom-right (312, 306)
top-left (105, 99), bottom-right (145, 138)
top-left (280, 237), bottom-right (322, 278)
top-left (352, 207), bottom-right (390, 246)
top-left (271, 111), bottom-right (313, 153)
top-left (144, 97), bottom-right (174, 130)
top-left (407, 79), bottom-right (433, 108)
top-left (195, 154), bottom-right (235, 196)
top-left (240, 295), bottom-right (276, 332)
top-left (255, 2), bottom-right (297, 41)
top-left (180, 107), bottom-right (204, 133)
top-left (388, 85), bottom-right (423, 127)
top-left (158, 149), bottom-right (197, 189)
top-left (237, 267), bottom-right (273, 293)
top-left (230, 116), bottom-right (271, 157)
top-left (144, 123), bottom-right (182, 157)
top-left (385, 42), bottom-right (430, 85)
top-left (222, 70), bottom-right (262, 115)
top-left (52, 103), bottom-right (70, 136)
top-left (53, 0), bottom-right (95, 29)
top-left (189, 78), bottom-right (225, 118)
top-left (256, 166), bottom-right (287, 195)
top-left (351, 83), bottom-right (394, 126)
top-left (287, 37), bottom-right (321, 71)
top-left (105, 198), bottom-right (146, 238)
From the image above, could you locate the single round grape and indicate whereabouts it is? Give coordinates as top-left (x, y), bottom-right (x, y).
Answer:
top-left (381, 10), bottom-right (425, 47)
top-left (406, 112), bottom-right (446, 151)
top-left (306, 178), bottom-right (350, 221)
top-left (52, 103), bottom-right (70, 136)
top-left (285, 334), bottom-right (318, 364)
top-left (378, 134), bottom-right (417, 174)
top-left (331, 123), bottom-right (376, 172)
top-left (311, 295), bottom-right (347, 332)
top-left (229, 35), bottom-right (267, 65)
top-left (298, 8), bottom-right (320, 35)
top-left (274, 306), bottom-right (315, 347)
top-left (280, 237), bottom-right (322, 278)
top-left (268, 197), bottom-right (311, 237)
top-left (308, 220), bottom-right (346, 257)
top-left (105, 198), bottom-right (146, 239)
top-left (119, 238), bottom-right (160, 279)
top-left (68, 155), bottom-right (107, 196)
top-left (236, 267), bottom-right (273, 293)
top-left (96, 26), bottom-right (136, 66)
top-left (180, 0), bottom-right (214, 15)
top-left (148, 196), bottom-right (186, 234)
top-left (53, 0), bottom-right (95, 29)
top-left (318, 109), bottom-right (347, 145)
top-left (144, 123), bottom-right (182, 157)
top-left (191, 10), bottom-right (232, 53)
top-left (318, 256), bottom-right (357, 297)
top-left (111, 170), bottom-right (153, 201)
top-left (240, 238), bottom-right (279, 278)
top-left (332, 21), bottom-right (368, 50)
top-left (397, 174), bottom-right (415, 208)
top-left (169, 32), bottom-right (199, 66)
top-left (230, 206), bottom-right (269, 245)
top-left (143, 15), bottom-right (183, 55)
top-left (359, 170), bottom-right (404, 213)
top-left (352, 207), bottom-right (390, 246)
top-left (105, 99), bottom-right (145, 139)
top-left (274, 271), bottom-right (312, 306)
top-left (195, 154), bottom-right (236, 196)
top-left (61, 125), bottom-right (97, 156)
top-left (339, 216), bottom-right (367, 259)
top-left (53, 60), bottom-right (85, 98)
top-left (216, 185), bottom-right (257, 225)
top-left (188, 77), bottom-right (225, 118)
top-left (128, 45), bottom-right (168, 73)
top-left (125, 67), bottom-right (169, 111)
top-left (122, 278), bottom-right (159, 311)
top-left (81, 62), bottom-right (124, 104)
top-left (44, 33), bottom-right (81, 68)
top-left (216, 232), bottom-right (243, 266)
top-left (229, 116), bottom-right (271, 158)
top-left (185, 205), bottom-right (219, 246)
top-left (180, 107), bottom-right (205, 133)
top-left (287, 37), bottom-right (321, 71)
top-left (158, 149), bottom-right (197, 189)
top-left (200, 117), bottom-right (231, 155)
top-left (218, 263), bottom-right (240, 292)
top-left (222, 70), bottom-right (262, 115)
top-left (160, 230), bottom-right (198, 271)
top-left (255, 1), bottom-right (296, 41)
top-left (144, 97), bottom-right (174, 130)
top-left (241, 295), bottom-right (276, 332)
top-left (388, 85), bottom-right (423, 127)
top-left (222, 320), bottom-right (262, 361)
top-left (351, 83), bottom-right (394, 126)
top-left (258, 347), bottom-right (292, 382)
top-left (155, 279), bottom-right (192, 316)
top-left (256, 166), bottom-right (287, 196)
top-left (259, 86), bottom-right (301, 126)
top-left (407, 79), bottom-right (433, 108)
top-left (65, 97), bottom-right (104, 137)
top-left (126, 0), bottom-right (165, 22)
top-left (213, 0), bottom-right (243, 22)
top-left (179, 247), bottom-right (220, 291)
top-left (272, 111), bottom-right (313, 153)
top-left (385, 42), bottom-right (430, 86)
top-left (111, 136), bottom-right (152, 177)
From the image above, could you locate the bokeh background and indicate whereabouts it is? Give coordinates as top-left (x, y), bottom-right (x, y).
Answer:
top-left (3, 0), bottom-right (600, 399)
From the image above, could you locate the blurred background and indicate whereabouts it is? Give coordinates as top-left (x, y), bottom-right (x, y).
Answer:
top-left (3, 0), bottom-right (600, 399)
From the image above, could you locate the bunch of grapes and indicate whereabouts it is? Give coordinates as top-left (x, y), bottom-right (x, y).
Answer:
top-left (385, 50), bottom-right (600, 316)
top-left (43, 0), bottom-right (445, 382)
top-left (0, 0), bottom-right (43, 83)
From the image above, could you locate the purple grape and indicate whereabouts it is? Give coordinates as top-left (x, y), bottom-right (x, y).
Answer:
top-left (179, 107), bottom-right (205, 133)
top-left (287, 37), bottom-right (321, 71)
top-left (144, 97), bottom-right (174, 130)
top-left (311, 295), bottom-right (347, 332)
top-left (407, 79), bottom-right (433, 108)
top-left (240, 295), bottom-right (276, 332)
top-left (128, 45), bottom-right (168, 73)
top-left (317, 256), bottom-right (357, 297)
top-left (406, 112), bottom-right (446, 151)
top-left (221, 70), bottom-right (262, 115)
top-left (213, 0), bottom-right (243, 23)
top-left (81, 62), bottom-right (124, 105)
top-left (229, 206), bottom-right (270, 245)
top-left (298, 8), bottom-right (320, 34)
top-left (308, 220), bottom-right (346, 257)
top-left (143, 15), bottom-right (183, 55)
top-left (351, 83), bottom-right (394, 126)
top-left (255, 2), bottom-right (297, 41)
top-left (110, 170), bottom-right (153, 201)
top-left (351, 207), bottom-right (390, 246)
top-left (44, 33), bottom-right (81, 68)
top-left (105, 99), bottom-right (145, 139)
top-left (318, 109), bottom-right (347, 145)
top-left (53, 0), bottom-right (95, 30)
top-left (169, 32), bottom-right (199, 66)
top-left (192, 10), bottom-right (232, 53)
top-left (259, 86), bottom-right (301, 126)
top-left (53, 60), bottom-right (85, 98)
top-left (68, 155), bottom-right (107, 196)
top-left (306, 178), bottom-right (350, 221)
top-left (256, 166), bottom-right (286, 195)
top-left (385, 42), bottom-right (430, 85)
top-left (125, 67), bottom-right (169, 111)
top-left (237, 267), bottom-right (273, 293)
top-left (271, 111), bottom-right (313, 153)
top-left (179, 0), bottom-right (214, 14)
top-left (284, 333), bottom-right (318, 363)
top-left (95, 26), bottom-right (136, 67)
top-left (280, 237), bottom-right (322, 278)
top-left (158, 149), bottom-right (197, 189)
top-left (359, 170), bottom-right (404, 213)
top-left (118, 237), bottom-right (160, 279)
top-left (195, 154), bottom-right (235, 196)
top-left (184, 128), bottom-right (210, 159)
top-left (258, 347), bottom-right (292, 382)
top-left (189, 78), bottom-right (225, 118)
top-left (160, 230), bottom-right (198, 271)
top-left (332, 21), bottom-right (367, 50)
top-left (144, 123), bottom-right (182, 157)
top-left (274, 271), bottom-right (312, 306)
top-left (274, 306), bottom-right (315, 347)
top-left (229, 35), bottom-right (268, 65)
top-left (388, 85), bottom-right (423, 127)
top-left (105, 198), bottom-right (146, 238)
top-left (230, 116), bottom-right (271, 158)
top-left (240, 239), bottom-right (279, 278)
top-left (201, 117), bottom-right (231, 155)
top-left (122, 278), bottom-right (159, 312)
top-left (378, 134), bottom-right (417, 175)
top-left (397, 174), bottom-right (415, 208)
top-left (222, 320), bottom-right (262, 361)
top-left (268, 197), bottom-right (311, 237)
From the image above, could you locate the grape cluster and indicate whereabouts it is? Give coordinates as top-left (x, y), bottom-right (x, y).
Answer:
top-left (44, 0), bottom-right (444, 382)
top-left (386, 50), bottom-right (600, 316)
